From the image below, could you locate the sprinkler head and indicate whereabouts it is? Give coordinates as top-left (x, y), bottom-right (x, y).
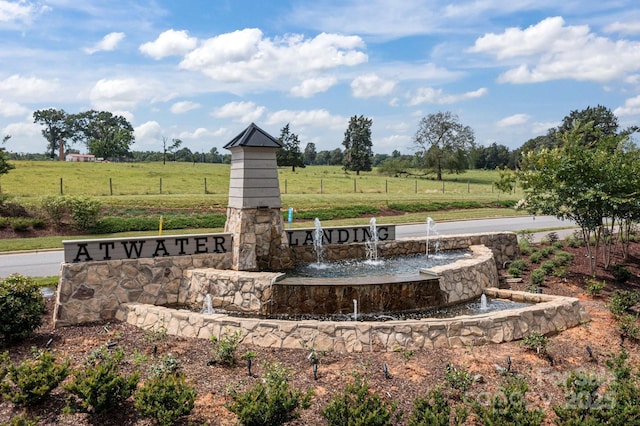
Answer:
top-left (45, 338), bottom-right (53, 348)
top-left (586, 345), bottom-right (593, 358)
top-left (313, 362), bottom-right (318, 380)
top-left (506, 356), bottom-right (511, 372)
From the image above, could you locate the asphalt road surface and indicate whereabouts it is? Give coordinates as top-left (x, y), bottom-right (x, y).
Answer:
top-left (0, 215), bottom-right (575, 278)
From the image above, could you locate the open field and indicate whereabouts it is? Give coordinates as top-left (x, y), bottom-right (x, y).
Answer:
top-left (1, 161), bottom-right (520, 208)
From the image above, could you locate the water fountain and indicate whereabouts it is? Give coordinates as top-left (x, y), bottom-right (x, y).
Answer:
top-left (365, 217), bottom-right (379, 262)
top-left (426, 216), bottom-right (440, 258)
top-left (480, 293), bottom-right (488, 311)
top-left (313, 218), bottom-right (325, 264)
top-left (55, 122), bottom-right (589, 353)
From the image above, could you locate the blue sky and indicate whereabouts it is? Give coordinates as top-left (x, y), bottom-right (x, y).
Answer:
top-left (1, 0), bottom-right (640, 156)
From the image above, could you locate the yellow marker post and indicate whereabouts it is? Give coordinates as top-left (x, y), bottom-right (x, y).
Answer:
top-left (159, 215), bottom-right (163, 235)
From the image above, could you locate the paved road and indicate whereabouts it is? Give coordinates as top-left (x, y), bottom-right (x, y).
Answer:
top-left (0, 215), bottom-right (576, 278)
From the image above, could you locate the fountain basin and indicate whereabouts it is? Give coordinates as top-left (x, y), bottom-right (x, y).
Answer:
top-left (115, 288), bottom-right (589, 352)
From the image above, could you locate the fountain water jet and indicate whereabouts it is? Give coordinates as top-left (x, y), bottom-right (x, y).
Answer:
top-left (480, 294), bottom-right (488, 310)
top-left (202, 294), bottom-right (213, 314)
top-left (313, 218), bottom-right (325, 264)
top-left (426, 217), bottom-right (440, 258)
top-left (365, 217), bottom-right (380, 262)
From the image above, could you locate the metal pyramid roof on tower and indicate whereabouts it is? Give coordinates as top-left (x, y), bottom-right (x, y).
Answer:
top-left (223, 122), bottom-right (282, 149)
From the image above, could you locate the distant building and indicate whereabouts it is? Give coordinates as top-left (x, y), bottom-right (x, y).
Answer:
top-left (66, 154), bottom-right (96, 162)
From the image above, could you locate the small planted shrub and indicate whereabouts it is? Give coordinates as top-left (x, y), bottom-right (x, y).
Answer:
top-left (553, 251), bottom-right (574, 266)
top-left (9, 218), bottom-right (31, 232)
top-left (322, 373), bottom-right (398, 426)
top-left (529, 251), bottom-right (542, 264)
top-left (530, 268), bottom-right (545, 286)
top-left (67, 195), bottom-right (102, 231)
top-left (40, 195), bottom-right (69, 227)
top-left (64, 347), bottom-right (139, 414)
top-left (148, 353), bottom-right (182, 376)
top-left (540, 247), bottom-right (554, 258)
top-left (0, 274), bottom-right (46, 342)
top-left (553, 371), bottom-right (610, 424)
top-left (0, 349), bottom-right (70, 406)
top-left (228, 362), bottom-right (313, 426)
top-left (408, 387), bottom-right (468, 426)
top-left (474, 376), bottom-right (545, 426)
top-left (134, 372), bottom-right (196, 426)
top-left (209, 330), bottom-right (242, 366)
top-left (444, 364), bottom-right (473, 394)
top-left (617, 314), bottom-right (640, 341)
top-left (508, 259), bottom-right (527, 277)
top-left (539, 260), bottom-right (555, 275)
top-left (610, 264), bottom-right (632, 283)
top-left (584, 279), bottom-right (605, 297)
top-left (608, 290), bottom-right (640, 317)
top-left (521, 332), bottom-right (548, 355)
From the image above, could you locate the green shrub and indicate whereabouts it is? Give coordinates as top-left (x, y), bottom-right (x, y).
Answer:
top-left (610, 264), bottom-right (632, 283)
top-left (64, 347), bottom-right (139, 414)
top-left (0, 349), bottom-right (69, 406)
top-left (552, 240), bottom-right (564, 250)
top-left (0, 217), bottom-right (10, 229)
top-left (0, 274), bottom-right (46, 342)
top-left (585, 279), bottom-right (605, 296)
top-left (30, 218), bottom-right (47, 230)
top-left (540, 260), bottom-right (555, 274)
top-left (553, 371), bottom-right (610, 424)
top-left (618, 314), bottom-right (639, 341)
top-left (322, 373), bottom-right (398, 426)
top-left (148, 353), bottom-right (182, 376)
top-left (67, 196), bottom-right (102, 231)
top-left (604, 349), bottom-right (640, 423)
top-left (209, 330), bottom-right (242, 366)
top-left (134, 372), bottom-right (196, 426)
top-left (608, 290), bottom-right (640, 317)
top-left (508, 266), bottom-right (522, 278)
top-left (529, 251), bottom-right (542, 264)
top-left (228, 362), bottom-right (313, 426)
top-left (408, 387), bottom-right (467, 426)
top-left (444, 364), bottom-right (473, 393)
top-left (474, 376), bottom-right (545, 426)
top-left (1, 412), bottom-right (40, 426)
top-left (530, 269), bottom-right (545, 286)
top-left (9, 218), bottom-right (31, 232)
top-left (40, 195), bottom-right (68, 227)
top-left (510, 259), bottom-right (527, 272)
top-left (521, 332), bottom-right (547, 355)
top-left (540, 247), bottom-right (554, 258)
top-left (553, 251), bottom-right (574, 266)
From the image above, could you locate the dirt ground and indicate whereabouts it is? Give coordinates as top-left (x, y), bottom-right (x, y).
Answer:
top-left (1, 237), bottom-right (639, 425)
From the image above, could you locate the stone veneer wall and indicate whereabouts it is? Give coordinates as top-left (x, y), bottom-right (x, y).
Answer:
top-left (54, 253), bottom-right (232, 327)
top-left (115, 288), bottom-right (589, 352)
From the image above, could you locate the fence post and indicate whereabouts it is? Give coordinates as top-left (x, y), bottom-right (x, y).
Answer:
top-left (285, 179), bottom-right (287, 194)
top-left (204, 177), bottom-right (207, 194)
top-left (353, 179), bottom-right (356, 193)
top-left (160, 177), bottom-right (162, 194)
top-left (442, 181), bottom-right (444, 193)
top-left (467, 181), bottom-right (470, 193)
top-left (60, 177), bottom-right (63, 195)
top-left (385, 180), bottom-right (388, 193)
top-left (415, 179), bottom-right (417, 194)
top-left (320, 179), bottom-right (323, 194)
top-left (109, 178), bottom-right (113, 196)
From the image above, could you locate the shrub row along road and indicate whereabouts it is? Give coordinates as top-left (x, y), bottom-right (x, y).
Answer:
top-left (0, 216), bottom-right (575, 278)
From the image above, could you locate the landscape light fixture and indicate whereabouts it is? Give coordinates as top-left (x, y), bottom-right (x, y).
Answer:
top-left (383, 363), bottom-right (391, 379)
top-left (506, 356), bottom-right (511, 372)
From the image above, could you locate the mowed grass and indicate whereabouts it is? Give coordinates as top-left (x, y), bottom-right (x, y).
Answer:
top-left (2, 161), bottom-right (521, 210)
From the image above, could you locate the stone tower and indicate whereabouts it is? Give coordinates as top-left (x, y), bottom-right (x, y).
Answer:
top-left (223, 123), bottom-right (292, 271)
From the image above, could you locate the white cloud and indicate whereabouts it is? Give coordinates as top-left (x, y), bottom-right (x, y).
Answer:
top-left (614, 95), bottom-right (640, 116)
top-left (0, 74), bottom-right (60, 101)
top-left (89, 78), bottom-right (156, 111)
top-left (0, 99), bottom-right (28, 116)
top-left (531, 121), bottom-right (559, 134)
top-left (134, 121), bottom-right (163, 146)
top-left (3, 120), bottom-right (40, 139)
top-left (604, 20), bottom-right (640, 35)
top-left (177, 127), bottom-right (229, 140)
top-left (139, 29), bottom-right (198, 59)
top-left (170, 101), bottom-right (201, 114)
top-left (351, 73), bottom-right (396, 98)
top-left (266, 108), bottom-right (345, 130)
top-left (0, 0), bottom-right (44, 24)
top-left (211, 101), bottom-right (265, 123)
top-left (496, 113), bottom-right (530, 127)
top-left (408, 87), bottom-right (487, 105)
top-left (470, 16), bottom-right (640, 83)
top-left (84, 32), bottom-right (126, 54)
top-left (290, 76), bottom-right (337, 98)
top-left (179, 29), bottom-right (367, 83)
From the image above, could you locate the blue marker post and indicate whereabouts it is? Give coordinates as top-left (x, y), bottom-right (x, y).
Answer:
top-left (287, 207), bottom-right (293, 229)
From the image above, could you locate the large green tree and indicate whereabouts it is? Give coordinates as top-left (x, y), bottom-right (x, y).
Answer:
top-left (73, 110), bottom-right (135, 160)
top-left (276, 124), bottom-right (305, 172)
top-left (518, 121), bottom-right (640, 274)
top-left (414, 111), bottom-right (475, 180)
top-left (303, 142), bottom-right (317, 165)
top-left (33, 108), bottom-right (75, 160)
top-left (0, 135), bottom-right (15, 192)
top-left (342, 115), bottom-right (373, 175)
